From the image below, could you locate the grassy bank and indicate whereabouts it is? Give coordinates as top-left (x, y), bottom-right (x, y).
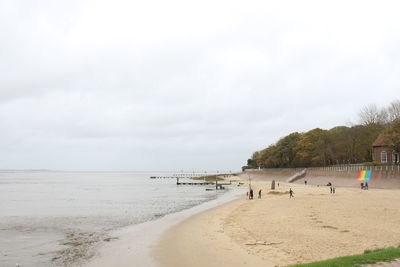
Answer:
top-left (289, 247), bottom-right (400, 267)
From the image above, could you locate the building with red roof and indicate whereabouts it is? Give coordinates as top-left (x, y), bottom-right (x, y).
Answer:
top-left (372, 134), bottom-right (399, 164)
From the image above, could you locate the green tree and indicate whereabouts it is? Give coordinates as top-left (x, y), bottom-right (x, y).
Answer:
top-left (244, 119), bottom-right (385, 168)
top-left (274, 132), bottom-right (301, 167)
top-left (385, 118), bottom-right (400, 153)
top-left (291, 128), bottom-right (330, 167)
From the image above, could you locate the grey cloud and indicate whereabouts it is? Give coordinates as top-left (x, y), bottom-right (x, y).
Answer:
top-left (1, 0), bottom-right (400, 170)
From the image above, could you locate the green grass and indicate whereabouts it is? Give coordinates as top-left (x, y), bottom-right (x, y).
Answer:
top-left (289, 247), bottom-right (400, 267)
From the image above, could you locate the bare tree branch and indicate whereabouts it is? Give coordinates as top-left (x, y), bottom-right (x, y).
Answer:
top-left (358, 104), bottom-right (388, 125)
top-left (387, 100), bottom-right (400, 122)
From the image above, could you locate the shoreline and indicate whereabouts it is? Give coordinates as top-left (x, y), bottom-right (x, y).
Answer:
top-left (154, 197), bottom-right (270, 267)
top-left (86, 187), bottom-right (244, 267)
top-left (154, 180), bottom-right (400, 267)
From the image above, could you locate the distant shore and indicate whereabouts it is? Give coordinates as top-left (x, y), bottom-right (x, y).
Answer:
top-left (154, 178), bottom-right (400, 267)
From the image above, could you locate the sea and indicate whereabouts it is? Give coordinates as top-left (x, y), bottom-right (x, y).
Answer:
top-left (0, 171), bottom-right (236, 267)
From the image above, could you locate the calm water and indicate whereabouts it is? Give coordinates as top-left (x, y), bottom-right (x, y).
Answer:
top-left (0, 171), bottom-right (226, 267)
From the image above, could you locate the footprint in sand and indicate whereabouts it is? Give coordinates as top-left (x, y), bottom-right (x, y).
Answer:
top-left (321, 225), bottom-right (338, 230)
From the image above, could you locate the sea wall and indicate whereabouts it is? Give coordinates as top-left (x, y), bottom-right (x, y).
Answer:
top-left (239, 168), bottom-right (303, 182)
top-left (241, 166), bottom-right (400, 189)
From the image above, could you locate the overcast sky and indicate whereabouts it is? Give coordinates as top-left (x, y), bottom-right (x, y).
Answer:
top-left (0, 0), bottom-right (399, 171)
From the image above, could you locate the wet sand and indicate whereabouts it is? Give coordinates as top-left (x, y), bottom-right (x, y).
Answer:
top-left (85, 189), bottom-right (243, 267)
top-left (155, 181), bottom-right (400, 267)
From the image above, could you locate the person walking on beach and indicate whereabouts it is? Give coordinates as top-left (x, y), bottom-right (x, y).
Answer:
top-left (330, 186), bottom-right (333, 194)
top-left (249, 188), bottom-right (254, 199)
top-left (365, 182), bottom-right (369, 190)
top-left (289, 188), bottom-right (294, 198)
top-left (246, 191), bottom-right (249, 199)
top-left (332, 187), bottom-right (336, 194)
top-left (304, 180), bottom-right (307, 185)
top-left (258, 189), bottom-right (262, 199)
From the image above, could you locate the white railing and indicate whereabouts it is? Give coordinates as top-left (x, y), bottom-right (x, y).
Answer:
top-left (245, 165), bottom-right (400, 172)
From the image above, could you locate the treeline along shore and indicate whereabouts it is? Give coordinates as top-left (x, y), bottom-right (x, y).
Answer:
top-left (243, 100), bottom-right (400, 170)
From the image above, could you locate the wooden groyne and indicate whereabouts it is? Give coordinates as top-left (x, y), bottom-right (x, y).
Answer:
top-left (176, 181), bottom-right (215, 185)
top-left (176, 178), bottom-right (232, 190)
top-left (150, 172), bottom-right (225, 179)
top-left (149, 173), bottom-right (234, 190)
top-left (150, 176), bottom-right (204, 179)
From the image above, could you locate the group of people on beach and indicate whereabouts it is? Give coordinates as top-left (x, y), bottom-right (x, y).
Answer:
top-left (246, 187), bottom-right (294, 199)
top-left (245, 177), bottom-right (351, 200)
top-left (246, 188), bottom-right (262, 199)
top-left (360, 182), bottom-right (369, 190)
top-left (326, 182), bottom-right (336, 194)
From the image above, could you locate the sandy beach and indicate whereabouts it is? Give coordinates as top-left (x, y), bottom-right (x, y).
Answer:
top-left (155, 180), bottom-right (400, 267)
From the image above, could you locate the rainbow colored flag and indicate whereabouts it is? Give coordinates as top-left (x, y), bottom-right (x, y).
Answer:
top-left (357, 170), bottom-right (372, 181)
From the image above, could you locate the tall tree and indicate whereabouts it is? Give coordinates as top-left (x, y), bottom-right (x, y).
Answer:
top-left (358, 104), bottom-right (388, 126)
top-left (387, 100), bottom-right (400, 122)
top-left (385, 118), bottom-right (400, 153)
top-left (327, 126), bottom-right (351, 164)
top-left (273, 133), bottom-right (301, 167)
top-left (291, 128), bottom-right (330, 167)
